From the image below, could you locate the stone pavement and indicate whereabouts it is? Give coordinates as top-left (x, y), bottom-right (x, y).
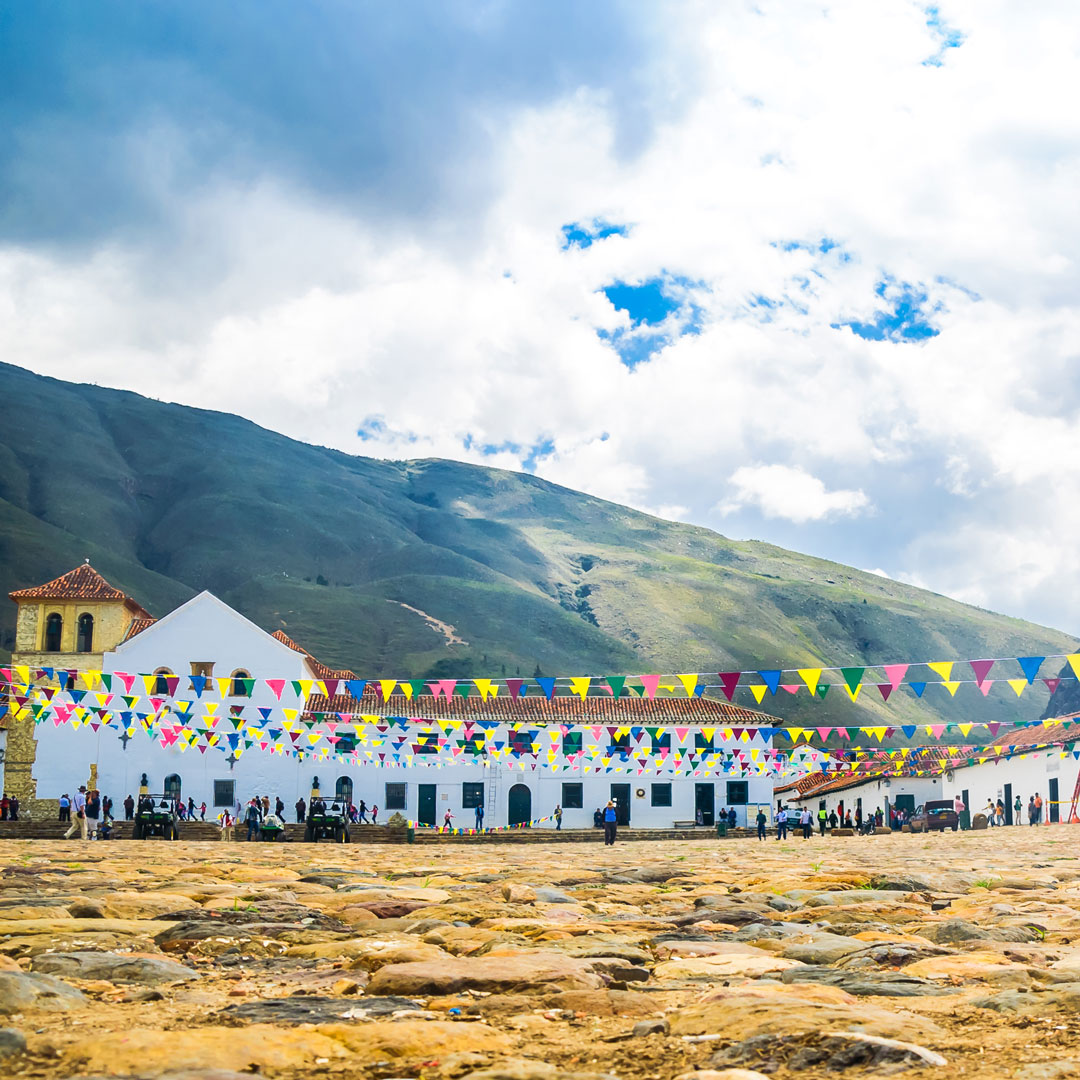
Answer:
top-left (2, 830), bottom-right (1080, 1080)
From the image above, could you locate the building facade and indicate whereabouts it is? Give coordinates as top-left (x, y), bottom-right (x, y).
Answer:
top-left (6, 564), bottom-right (781, 827)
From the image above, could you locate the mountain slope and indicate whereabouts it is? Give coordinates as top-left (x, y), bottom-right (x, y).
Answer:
top-left (0, 360), bottom-right (1074, 730)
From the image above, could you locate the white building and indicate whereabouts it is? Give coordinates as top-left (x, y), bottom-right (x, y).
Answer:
top-left (7, 570), bottom-right (781, 828)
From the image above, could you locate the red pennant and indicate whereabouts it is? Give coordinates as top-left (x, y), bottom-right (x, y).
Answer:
top-left (718, 672), bottom-right (741, 700)
top-left (877, 684), bottom-right (893, 701)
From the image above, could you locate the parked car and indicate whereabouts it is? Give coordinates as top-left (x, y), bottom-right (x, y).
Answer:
top-left (910, 800), bottom-right (959, 832)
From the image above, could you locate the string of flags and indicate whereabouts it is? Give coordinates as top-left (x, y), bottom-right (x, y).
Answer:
top-left (4, 651), bottom-right (1079, 708)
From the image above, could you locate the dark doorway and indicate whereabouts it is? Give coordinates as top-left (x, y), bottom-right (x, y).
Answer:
top-left (1050, 778), bottom-right (1060, 823)
top-left (695, 783), bottom-right (715, 826)
top-left (893, 794), bottom-right (915, 816)
top-left (508, 784), bottom-right (532, 826)
top-left (45, 613), bottom-right (62, 652)
top-left (164, 774), bottom-right (182, 802)
top-left (417, 784), bottom-right (437, 826)
top-left (1003, 784), bottom-right (1013, 825)
top-left (610, 783), bottom-right (631, 826)
top-left (335, 776), bottom-right (354, 805)
top-left (76, 613), bottom-right (94, 652)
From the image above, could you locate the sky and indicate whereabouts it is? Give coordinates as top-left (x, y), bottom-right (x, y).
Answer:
top-left (1, 0), bottom-right (1079, 635)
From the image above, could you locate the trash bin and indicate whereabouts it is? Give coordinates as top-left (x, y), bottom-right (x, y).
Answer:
top-left (959, 810), bottom-right (971, 831)
top-left (716, 820), bottom-right (728, 838)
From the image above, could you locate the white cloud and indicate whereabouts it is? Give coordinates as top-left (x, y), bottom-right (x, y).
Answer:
top-left (719, 465), bottom-right (871, 524)
top-left (3, 0), bottom-right (1080, 633)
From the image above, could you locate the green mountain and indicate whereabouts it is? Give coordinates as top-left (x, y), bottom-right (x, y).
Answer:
top-left (1, 360), bottom-right (1075, 733)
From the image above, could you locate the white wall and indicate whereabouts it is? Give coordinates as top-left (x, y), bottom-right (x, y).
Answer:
top-left (789, 775), bottom-right (943, 820)
top-left (942, 749), bottom-right (1078, 823)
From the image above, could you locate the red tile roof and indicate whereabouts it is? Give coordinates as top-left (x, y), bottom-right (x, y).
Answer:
top-left (270, 630), bottom-right (357, 682)
top-left (121, 617), bottom-right (157, 642)
top-left (302, 689), bottom-right (780, 725)
top-left (9, 563), bottom-right (153, 619)
top-left (986, 716), bottom-right (1080, 751)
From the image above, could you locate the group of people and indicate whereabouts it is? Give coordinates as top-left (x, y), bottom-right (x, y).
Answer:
top-left (983, 793), bottom-right (1048, 826)
top-left (761, 803), bottom-right (884, 841)
top-left (59, 785), bottom-right (116, 840)
top-left (0, 793), bottom-right (20, 820)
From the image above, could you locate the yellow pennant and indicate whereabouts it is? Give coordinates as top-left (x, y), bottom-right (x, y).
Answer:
top-left (400, 682), bottom-right (414, 700)
top-left (1068, 654), bottom-right (1080, 680)
top-left (216, 677), bottom-right (232, 697)
top-left (798, 668), bottom-right (822, 696)
top-left (82, 670), bottom-right (100, 690)
top-left (379, 679), bottom-right (396, 700)
top-left (750, 684), bottom-right (768, 704)
top-left (927, 661), bottom-right (954, 682)
top-left (569, 677), bottom-right (591, 700)
top-left (677, 673), bottom-right (698, 697)
top-left (942, 681), bottom-right (961, 696)
top-left (845, 683), bottom-right (862, 702)
top-left (958, 723), bottom-right (972, 736)
top-left (1008, 679), bottom-right (1026, 697)
top-left (474, 678), bottom-right (495, 700)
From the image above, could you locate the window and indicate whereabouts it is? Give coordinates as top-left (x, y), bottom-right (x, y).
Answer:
top-left (462, 782), bottom-right (485, 808)
top-left (694, 732), bottom-right (714, 753)
top-left (385, 782), bottom-right (406, 810)
top-left (414, 728), bottom-right (439, 754)
top-left (561, 782), bottom-right (583, 808)
top-left (335, 733), bottom-right (357, 754)
top-left (607, 732), bottom-right (631, 756)
top-left (335, 776), bottom-right (354, 803)
top-left (189, 661), bottom-right (215, 691)
top-left (213, 779), bottom-right (235, 807)
top-left (509, 728), bottom-right (539, 756)
top-left (44, 613), bottom-right (62, 652)
top-left (562, 731), bottom-right (583, 757)
top-left (726, 780), bottom-right (749, 805)
top-left (651, 783), bottom-right (672, 807)
top-left (76, 613), bottom-right (94, 653)
top-left (153, 667), bottom-right (174, 695)
top-left (164, 773), bottom-right (182, 801)
top-left (230, 669), bottom-right (253, 697)
top-left (650, 730), bottom-right (671, 751)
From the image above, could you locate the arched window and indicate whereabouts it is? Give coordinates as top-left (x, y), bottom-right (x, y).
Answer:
top-left (230, 668), bottom-right (252, 697)
top-left (164, 774), bottom-right (182, 801)
top-left (335, 776), bottom-right (354, 804)
top-left (76, 613), bottom-right (94, 653)
top-left (44, 613), bottom-right (63, 652)
top-left (153, 667), bottom-right (174, 695)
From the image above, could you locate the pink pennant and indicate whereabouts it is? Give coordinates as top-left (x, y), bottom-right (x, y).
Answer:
top-left (266, 679), bottom-right (286, 700)
top-left (675, 727), bottom-right (690, 740)
top-left (816, 727), bottom-right (832, 739)
top-left (640, 674), bottom-right (661, 699)
top-left (882, 663), bottom-right (909, 690)
top-left (116, 672), bottom-right (137, 693)
top-left (978, 680), bottom-right (994, 697)
top-left (969, 659), bottom-right (995, 686)
top-left (428, 679), bottom-right (456, 699)
top-left (929, 724), bottom-right (946, 739)
top-left (780, 684), bottom-right (800, 694)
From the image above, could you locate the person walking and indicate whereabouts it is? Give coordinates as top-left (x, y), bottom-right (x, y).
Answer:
top-left (602, 801), bottom-right (617, 846)
top-left (275, 796), bottom-right (285, 818)
top-left (219, 810), bottom-right (234, 842)
top-left (1014, 795), bottom-right (1023, 824)
top-left (245, 799), bottom-right (261, 842)
top-left (554, 804), bottom-right (563, 831)
top-left (295, 797), bottom-right (306, 823)
top-left (443, 809), bottom-right (454, 832)
top-left (65, 786), bottom-right (88, 841)
top-left (817, 805), bottom-right (827, 836)
top-left (1028, 796), bottom-right (1036, 826)
top-left (756, 807), bottom-right (767, 840)
top-left (371, 804), bottom-right (379, 824)
top-left (475, 802), bottom-right (485, 830)
top-left (800, 807), bottom-right (813, 839)
top-left (199, 801), bottom-right (206, 821)
top-left (59, 794), bottom-right (70, 822)
top-left (123, 794), bottom-right (135, 820)
top-left (357, 800), bottom-right (368, 823)
top-left (775, 805), bottom-right (788, 840)
top-left (85, 789), bottom-right (101, 840)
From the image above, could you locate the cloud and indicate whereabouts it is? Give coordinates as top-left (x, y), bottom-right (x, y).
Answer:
top-left (719, 465), bottom-right (871, 524)
top-left (3, 0), bottom-right (1080, 636)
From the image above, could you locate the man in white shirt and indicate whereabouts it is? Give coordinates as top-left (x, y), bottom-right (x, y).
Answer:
top-left (64, 785), bottom-right (88, 841)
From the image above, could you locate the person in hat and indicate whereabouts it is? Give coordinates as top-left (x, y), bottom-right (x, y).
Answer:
top-left (64, 785), bottom-right (88, 841)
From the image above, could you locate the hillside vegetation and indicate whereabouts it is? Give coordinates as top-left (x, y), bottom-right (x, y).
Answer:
top-left (1, 361), bottom-right (1075, 731)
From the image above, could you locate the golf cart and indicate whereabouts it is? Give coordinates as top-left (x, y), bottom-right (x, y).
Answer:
top-left (259, 814), bottom-right (288, 842)
top-left (132, 794), bottom-right (180, 840)
top-left (304, 799), bottom-right (351, 843)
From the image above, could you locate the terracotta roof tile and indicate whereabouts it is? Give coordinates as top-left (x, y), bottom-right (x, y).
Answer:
top-left (121, 617), bottom-right (157, 642)
top-left (302, 689), bottom-right (780, 725)
top-left (9, 563), bottom-right (152, 619)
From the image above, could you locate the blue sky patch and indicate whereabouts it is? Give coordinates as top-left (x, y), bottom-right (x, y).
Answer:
top-left (602, 277), bottom-right (681, 327)
top-left (597, 274), bottom-right (704, 369)
top-left (461, 434), bottom-right (554, 472)
top-left (561, 220), bottom-right (629, 249)
top-left (923, 6), bottom-right (965, 66)
top-left (834, 279), bottom-right (942, 342)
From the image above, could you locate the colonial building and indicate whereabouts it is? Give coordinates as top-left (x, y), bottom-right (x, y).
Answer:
top-left (5, 563), bottom-right (782, 828)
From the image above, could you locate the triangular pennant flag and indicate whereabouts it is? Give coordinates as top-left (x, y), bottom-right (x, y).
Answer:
top-left (969, 659), bottom-right (995, 686)
top-left (877, 684), bottom-right (893, 701)
top-left (718, 672), bottom-right (741, 701)
top-left (927, 661), bottom-right (953, 682)
top-left (844, 683), bottom-right (862, 702)
top-left (640, 674), bottom-right (660, 699)
top-left (1017, 656), bottom-right (1045, 684)
top-left (750, 685), bottom-right (768, 705)
top-left (1045, 678), bottom-right (1061, 694)
top-left (757, 670), bottom-right (781, 695)
top-left (569, 677), bottom-right (590, 700)
top-left (941, 681), bottom-right (960, 696)
top-left (677, 673), bottom-right (698, 697)
top-left (908, 681), bottom-right (927, 697)
top-left (1008, 679), bottom-right (1027, 697)
top-left (816, 684), bottom-right (829, 699)
top-left (536, 677), bottom-right (556, 700)
top-left (506, 678), bottom-right (524, 700)
top-left (840, 667), bottom-right (865, 694)
top-left (1067, 654), bottom-right (1080, 680)
top-left (606, 675), bottom-right (626, 699)
top-left (978, 680), bottom-right (994, 697)
top-left (798, 668), bottom-right (821, 696)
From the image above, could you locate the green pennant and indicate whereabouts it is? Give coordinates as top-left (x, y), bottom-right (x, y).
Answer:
top-left (840, 667), bottom-right (865, 693)
top-left (606, 676), bottom-right (626, 699)
top-left (100, 673), bottom-right (112, 691)
top-left (454, 683), bottom-right (471, 699)
top-left (291, 680), bottom-right (304, 696)
top-left (241, 678), bottom-right (255, 696)
top-left (816, 684), bottom-right (830, 699)
top-left (630, 682), bottom-right (646, 697)
top-left (408, 679), bottom-right (427, 699)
